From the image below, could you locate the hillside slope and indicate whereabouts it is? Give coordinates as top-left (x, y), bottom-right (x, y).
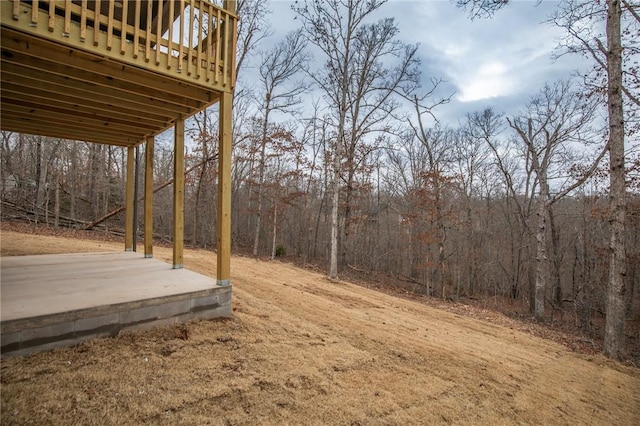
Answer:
top-left (1, 228), bottom-right (639, 425)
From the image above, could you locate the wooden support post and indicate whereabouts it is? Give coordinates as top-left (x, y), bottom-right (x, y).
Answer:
top-left (217, 91), bottom-right (233, 286)
top-left (125, 145), bottom-right (135, 251)
top-left (133, 146), bottom-right (140, 252)
top-left (144, 136), bottom-right (154, 258)
top-left (173, 118), bottom-right (185, 269)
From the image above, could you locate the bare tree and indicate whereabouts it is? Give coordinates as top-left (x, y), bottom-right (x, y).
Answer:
top-left (508, 80), bottom-right (606, 321)
top-left (406, 110), bottom-right (455, 296)
top-left (234, 0), bottom-right (272, 79)
top-left (385, 131), bottom-right (431, 281)
top-left (549, 0), bottom-right (636, 359)
top-left (456, 0), bottom-right (635, 362)
top-left (603, 0), bottom-right (628, 360)
top-left (252, 29), bottom-right (309, 257)
top-left (293, 0), bottom-right (420, 279)
top-left (454, 118), bottom-right (494, 296)
top-left (187, 110), bottom-right (217, 247)
top-left (469, 108), bottom-right (540, 306)
top-left (456, 0), bottom-right (511, 19)
top-left (384, 123), bottom-right (455, 295)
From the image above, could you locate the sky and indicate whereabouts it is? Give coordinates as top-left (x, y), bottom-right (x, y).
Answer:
top-left (258, 0), bottom-right (591, 127)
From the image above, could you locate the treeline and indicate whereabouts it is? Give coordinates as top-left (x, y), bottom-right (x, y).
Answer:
top-left (1, 116), bottom-right (638, 333)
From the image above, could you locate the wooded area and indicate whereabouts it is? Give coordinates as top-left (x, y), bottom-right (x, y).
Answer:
top-left (1, 0), bottom-right (638, 360)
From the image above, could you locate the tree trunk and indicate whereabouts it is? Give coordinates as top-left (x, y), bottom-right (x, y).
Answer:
top-left (34, 136), bottom-right (45, 222)
top-left (434, 175), bottom-right (446, 298)
top-left (340, 171), bottom-right (354, 269)
top-left (54, 179), bottom-right (60, 228)
top-left (534, 199), bottom-right (548, 321)
top-left (253, 100), bottom-right (271, 257)
top-left (465, 201), bottom-right (475, 296)
top-left (603, 0), bottom-right (626, 360)
top-left (44, 185), bottom-right (50, 225)
top-left (193, 111), bottom-right (210, 247)
top-left (329, 136), bottom-right (341, 280)
top-left (88, 144), bottom-right (102, 220)
top-left (549, 207), bottom-right (563, 307)
top-left (271, 202), bottom-right (277, 260)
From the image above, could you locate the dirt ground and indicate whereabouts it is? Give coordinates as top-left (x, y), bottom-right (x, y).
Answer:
top-left (1, 225), bottom-right (639, 425)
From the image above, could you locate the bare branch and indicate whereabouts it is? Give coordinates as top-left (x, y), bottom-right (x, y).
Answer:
top-left (622, 0), bottom-right (640, 23)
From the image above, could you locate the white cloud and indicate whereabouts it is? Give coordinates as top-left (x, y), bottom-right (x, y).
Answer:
top-left (268, 0), bottom-right (591, 124)
top-left (458, 61), bottom-right (516, 102)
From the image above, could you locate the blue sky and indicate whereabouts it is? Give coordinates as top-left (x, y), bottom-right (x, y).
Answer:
top-left (257, 0), bottom-right (590, 126)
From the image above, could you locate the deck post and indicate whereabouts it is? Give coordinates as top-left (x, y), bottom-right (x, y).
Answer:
top-left (173, 117), bottom-right (185, 269)
top-left (125, 145), bottom-right (135, 251)
top-left (217, 91), bottom-right (232, 286)
top-left (133, 146), bottom-right (140, 252)
top-left (144, 136), bottom-right (154, 258)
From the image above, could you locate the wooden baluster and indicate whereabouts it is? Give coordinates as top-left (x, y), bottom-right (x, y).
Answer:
top-left (167, 0), bottom-right (174, 69)
top-left (230, 14), bottom-right (237, 88)
top-left (155, 0), bottom-right (163, 65)
top-left (107, 0), bottom-right (114, 50)
top-left (94, 0), bottom-right (101, 46)
top-left (12, 0), bottom-right (19, 20)
top-left (80, 0), bottom-right (87, 40)
top-left (64, 0), bottom-right (71, 36)
top-left (178, 0), bottom-right (185, 73)
top-left (145, 0), bottom-right (152, 62)
top-left (187, 0), bottom-right (194, 76)
top-left (133, 0), bottom-right (141, 58)
top-left (206, 3), bottom-right (213, 82)
top-left (48, 0), bottom-right (55, 32)
top-left (197, 1), bottom-right (204, 78)
top-left (120, 0), bottom-right (128, 54)
top-left (31, 0), bottom-right (38, 26)
top-left (222, 10), bottom-right (228, 87)
top-left (214, 8), bottom-right (221, 84)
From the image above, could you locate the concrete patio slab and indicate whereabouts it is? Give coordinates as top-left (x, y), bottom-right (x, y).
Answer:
top-left (0, 252), bottom-right (231, 356)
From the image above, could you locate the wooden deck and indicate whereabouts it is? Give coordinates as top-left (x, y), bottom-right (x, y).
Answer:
top-left (0, 252), bottom-right (231, 357)
top-left (1, 0), bottom-right (237, 147)
top-left (0, 0), bottom-right (237, 323)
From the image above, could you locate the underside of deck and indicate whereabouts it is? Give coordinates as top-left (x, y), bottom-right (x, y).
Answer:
top-left (0, 27), bottom-right (220, 147)
top-left (0, 252), bottom-right (232, 357)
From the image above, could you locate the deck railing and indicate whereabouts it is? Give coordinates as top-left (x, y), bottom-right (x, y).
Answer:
top-left (7, 0), bottom-right (237, 90)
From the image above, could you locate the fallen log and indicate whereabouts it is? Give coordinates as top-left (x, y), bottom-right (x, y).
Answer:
top-left (85, 153), bottom-right (218, 230)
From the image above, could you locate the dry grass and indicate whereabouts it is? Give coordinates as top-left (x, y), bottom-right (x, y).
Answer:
top-left (1, 224), bottom-right (639, 425)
